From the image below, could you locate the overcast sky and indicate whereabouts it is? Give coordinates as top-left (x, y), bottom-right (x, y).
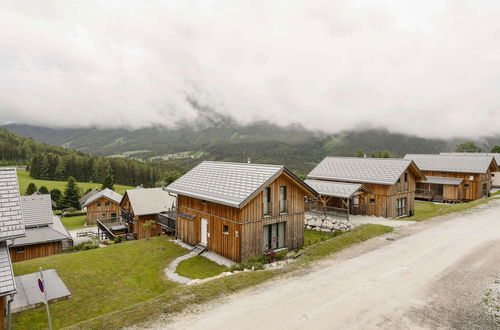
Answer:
top-left (1, 1), bottom-right (500, 138)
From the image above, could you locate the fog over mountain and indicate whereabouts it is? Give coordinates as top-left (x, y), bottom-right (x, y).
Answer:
top-left (2, 1), bottom-right (500, 138)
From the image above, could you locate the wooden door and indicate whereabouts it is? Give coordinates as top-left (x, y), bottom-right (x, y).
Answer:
top-left (200, 218), bottom-right (208, 246)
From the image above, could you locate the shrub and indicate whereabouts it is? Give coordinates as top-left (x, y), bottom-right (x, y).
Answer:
top-left (67, 240), bottom-right (99, 252)
top-left (113, 236), bottom-right (122, 244)
top-left (275, 249), bottom-right (288, 261)
top-left (53, 210), bottom-right (62, 215)
top-left (230, 255), bottom-right (265, 272)
top-left (63, 210), bottom-right (86, 218)
top-left (264, 250), bottom-right (277, 263)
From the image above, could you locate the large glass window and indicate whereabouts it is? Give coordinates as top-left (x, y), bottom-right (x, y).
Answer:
top-left (263, 187), bottom-right (271, 216)
top-left (263, 222), bottom-right (285, 250)
top-left (396, 197), bottom-right (407, 217)
top-left (279, 186), bottom-right (287, 214)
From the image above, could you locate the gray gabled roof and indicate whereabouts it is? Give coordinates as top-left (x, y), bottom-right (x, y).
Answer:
top-left (307, 157), bottom-right (422, 185)
top-left (79, 189), bottom-right (99, 206)
top-left (404, 154), bottom-right (495, 174)
top-left (166, 161), bottom-right (316, 208)
top-left (422, 176), bottom-right (463, 186)
top-left (20, 194), bottom-right (53, 228)
top-left (0, 242), bottom-right (15, 296)
top-left (124, 188), bottom-right (175, 216)
top-left (0, 168), bottom-right (25, 241)
top-left (82, 188), bottom-right (123, 208)
top-left (10, 226), bottom-right (69, 247)
top-left (440, 152), bottom-right (500, 166)
top-left (305, 179), bottom-right (371, 199)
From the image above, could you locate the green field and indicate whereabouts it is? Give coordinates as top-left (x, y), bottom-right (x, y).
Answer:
top-left (60, 215), bottom-right (87, 230)
top-left (16, 170), bottom-right (133, 196)
top-left (410, 198), bottom-right (499, 221)
top-left (176, 255), bottom-right (229, 279)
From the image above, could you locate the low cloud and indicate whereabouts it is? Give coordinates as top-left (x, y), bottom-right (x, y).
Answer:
top-left (1, 1), bottom-right (499, 138)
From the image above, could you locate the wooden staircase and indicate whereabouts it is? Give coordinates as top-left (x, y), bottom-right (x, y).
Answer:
top-left (192, 244), bottom-right (206, 255)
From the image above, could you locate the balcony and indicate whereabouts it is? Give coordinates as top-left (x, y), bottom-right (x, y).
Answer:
top-left (305, 202), bottom-right (349, 220)
top-left (156, 211), bottom-right (176, 233)
top-left (121, 209), bottom-right (134, 223)
top-left (263, 201), bottom-right (272, 217)
top-left (397, 182), bottom-right (409, 193)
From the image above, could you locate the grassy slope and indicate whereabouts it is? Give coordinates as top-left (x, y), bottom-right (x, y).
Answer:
top-left (410, 198), bottom-right (499, 222)
top-left (176, 256), bottom-right (229, 279)
top-left (12, 237), bottom-right (188, 329)
top-left (60, 215), bottom-right (87, 230)
top-left (16, 170), bottom-right (132, 196)
top-left (304, 228), bottom-right (343, 247)
top-left (66, 224), bottom-right (393, 329)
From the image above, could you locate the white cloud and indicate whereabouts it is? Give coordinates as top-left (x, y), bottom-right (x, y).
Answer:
top-left (1, 0), bottom-right (499, 138)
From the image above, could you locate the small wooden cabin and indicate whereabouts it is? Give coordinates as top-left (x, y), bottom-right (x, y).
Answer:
top-left (441, 152), bottom-right (500, 188)
top-left (10, 195), bottom-right (73, 263)
top-left (405, 154), bottom-right (498, 202)
top-left (82, 188), bottom-right (123, 225)
top-left (120, 188), bottom-right (176, 239)
top-left (307, 157), bottom-right (425, 218)
top-left (167, 161), bottom-right (317, 262)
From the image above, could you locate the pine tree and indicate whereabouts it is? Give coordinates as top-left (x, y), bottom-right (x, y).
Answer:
top-left (38, 153), bottom-right (49, 179)
top-left (25, 183), bottom-right (38, 195)
top-left (55, 161), bottom-right (66, 180)
top-left (38, 186), bottom-right (49, 194)
top-left (491, 146), bottom-right (500, 153)
top-left (101, 175), bottom-right (114, 190)
top-left (50, 189), bottom-right (62, 208)
top-left (455, 141), bottom-right (482, 152)
top-left (61, 177), bottom-right (81, 209)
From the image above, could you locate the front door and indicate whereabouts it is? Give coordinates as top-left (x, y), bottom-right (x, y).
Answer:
top-left (200, 218), bottom-right (208, 246)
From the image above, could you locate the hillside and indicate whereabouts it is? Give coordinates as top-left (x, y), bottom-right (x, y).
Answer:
top-left (3, 120), bottom-right (500, 176)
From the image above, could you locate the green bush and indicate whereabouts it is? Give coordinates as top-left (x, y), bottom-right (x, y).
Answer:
top-left (53, 210), bottom-right (62, 215)
top-left (275, 249), bottom-right (288, 261)
top-left (67, 240), bottom-right (99, 252)
top-left (63, 211), bottom-right (86, 218)
top-left (113, 236), bottom-right (122, 244)
top-left (230, 255), bottom-right (265, 272)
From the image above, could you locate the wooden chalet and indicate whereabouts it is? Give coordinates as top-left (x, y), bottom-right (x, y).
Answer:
top-left (82, 188), bottom-right (123, 225)
top-left (166, 161), bottom-right (317, 262)
top-left (79, 188), bottom-right (99, 211)
top-left (10, 194), bottom-right (73, 263)
top-left (120, 188), bottom-right (176, 239)
top-left (441, 152), bottom-right (500, 188)
top-left (307, 157), bottom-right (425, 218)
top-left (405, 154), bottom-right (498, 202)
top-left (0, 168), bottom-right (26, 329)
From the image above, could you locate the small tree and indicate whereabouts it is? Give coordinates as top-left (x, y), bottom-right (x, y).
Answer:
top-left (371, 150), bottom-right (395, 158)
top-left (38, 185), bottom-right (49, 195)
top-left (164, 171), bottom-right (181, 186)
top-left (355, 149), bottom-right (365, 157)
top-left (142, 220), bottom-right (156, 240)
top-left (455, 141), bottom-right (482, 152)
top-left (61, 177), bottom-right (81, 209)
top-left (50, 188), bottom-right (62, 208)
top-left (25, 183), bottom-right (38, 195)
top-left (491, 145), bottom-right (500, 153)
top-left (101, 175), bottom-right (114, 191)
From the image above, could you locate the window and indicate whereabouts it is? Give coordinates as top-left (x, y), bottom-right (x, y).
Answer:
top-left (464, 184), bottom-right (470, 189)
top-left (404, 173), bottom-right (408, 182)
top-left (396, 197), bottom-right (407, 217)
top-left (105, 201), bottom-right (110, 206)
top-left (353, 197), bottom-right (359, 207)
top-left (101, 213), bottom-right (106, 219)
top-left (223, 225), bottom-right (229, 235)
top-left (370, 198), bottom-right (375, 205)
top-left (263, 222), bottom-right (285, 251)
top-left (279, 186), bottom-right (287, 214)
top-left (482, 183), bottom-right (488, 196)
top-left (15, 246), bottom-right (24, 254)
top-left (111, 213), bottom-right (117, 222)
top-left (263, 187), bottom-right (271, 216)
top-left (97, 202), bottom-right (102, 207)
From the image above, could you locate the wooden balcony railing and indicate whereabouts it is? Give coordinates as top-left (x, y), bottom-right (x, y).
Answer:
top-left (305, 202), bottom-right (349, 220)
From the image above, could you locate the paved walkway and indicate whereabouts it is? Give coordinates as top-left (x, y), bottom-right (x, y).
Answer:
top-left (349, 215), bottom-right (416, 228)
top-left (165, 240), bottom-right (236, 284)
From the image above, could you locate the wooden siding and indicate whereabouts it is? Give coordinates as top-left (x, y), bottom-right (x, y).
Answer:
top-left (9, 242), bottom-right (62, 263)
top-left (85, 197), bottom-right (121, 225)
top-left (135, 215), bottom-right (161, 240)
top-left (0, 296), bottom-right (4, 330)
top-left (421, 170), bottom-right (492, 201)
top-left (176, 172), bottom-right (312, 262)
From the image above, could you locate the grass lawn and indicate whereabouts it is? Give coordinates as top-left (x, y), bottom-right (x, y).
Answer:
top-left (60, 224), bottom-right (392, 329)
top-left (16, 169), bottom-right (133, 196)
top-left (303, 228), bottom-right (342, 247)
top-left (409, 198), bottom-right (499, 222)
top-left (176, 256), bottom-right (229, 279)
top-left (60, 215), bottom-right (87, 230)
top-left (12, 237), bottom-right (188, 329)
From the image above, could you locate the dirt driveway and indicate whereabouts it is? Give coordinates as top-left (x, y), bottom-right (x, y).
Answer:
top-left (158, 200), bottom-right (500, 330)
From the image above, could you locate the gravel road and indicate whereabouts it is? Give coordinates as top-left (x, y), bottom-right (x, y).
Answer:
top-left (154, 200), bottom-right (500, 330)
